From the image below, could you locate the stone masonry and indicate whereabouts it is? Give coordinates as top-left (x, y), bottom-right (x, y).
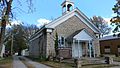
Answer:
top-left (46, 15), bottom-right (100, 58)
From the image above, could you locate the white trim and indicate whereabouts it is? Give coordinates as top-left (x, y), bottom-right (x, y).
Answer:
top-left (75, 14), bottom-right (98, 33)
top-left (30, 27), bottom-right (44, 41)
top-left (78, 40), bottom-right (79, 58)
top-left (78, 40), bottom-right (82, 58)
top-left (73, 29), bottom-right (94, 41)
top-left (45, 8), bottom-right (100, 33)
top-left (72, 40), bottom-right (83, 58)
top-left (89, 41), bottom-right (92, 58)
top-left (46, 9), bottom-right (75, 28)
top-left (30, 33), bottom-right (42, 42)
top-left (72, 40), bottom-right (75, 58)
top-left (75, 9), bottom-right (100, 33)
top-left (58, 36), bottom-right (65, 47)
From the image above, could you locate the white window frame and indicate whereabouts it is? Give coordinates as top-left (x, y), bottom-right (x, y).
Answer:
top-left (104, 46), bottom-right (110, 53)
top-left (58, 36), bottom-right (65, 47)
top-left (117, 45), bottom-right (120, 53)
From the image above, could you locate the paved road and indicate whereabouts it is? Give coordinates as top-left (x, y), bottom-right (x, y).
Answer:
top-left (20, 56), bottom-right (51, 68)
top-left (13, 55), bottom-right (51, 68)
top-left (13, 55), bottom-right (27, 68)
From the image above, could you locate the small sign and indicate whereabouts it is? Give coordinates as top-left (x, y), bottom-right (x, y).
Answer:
top-left (118, 48), bottom-right (120, 52)
top-left (47, 29), bottom-right (52, 33)
top-left (105, 48), bottom-right (110, 53)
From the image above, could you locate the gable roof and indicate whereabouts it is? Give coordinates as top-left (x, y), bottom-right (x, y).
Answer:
top-left (45, 8), bottom-right (101, 33)
top-left (74, 29), bottom-right (95, 40)
top-left (66, 29), bottom-right (95, 42)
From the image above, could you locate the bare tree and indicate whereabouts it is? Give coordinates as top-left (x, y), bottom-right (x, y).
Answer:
top-left (0, 0), bottom-right (34, 56)
top-left (24, 24), bottom-right (39, 39)
top-left (91, 16), bottom-right (111, 36)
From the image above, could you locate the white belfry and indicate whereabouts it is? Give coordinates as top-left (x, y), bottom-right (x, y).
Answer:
top-left (66, 0), bottom-right (70, 1)
top-left (61, 0), bottom-right (74, 14)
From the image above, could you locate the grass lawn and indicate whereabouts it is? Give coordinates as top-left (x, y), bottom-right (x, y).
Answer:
top-left (41, 61), bottom-right (119, 68)
top-left (81, 64), bottom-right (119, 68)
top-left (40, 61), bottom-right (74, 68)
top-left (0, 57), bottom-right (12, 68)
top-left (26, 56), bottom-right (120, 68)
top-left (113, 57), bottom-right (120, 62)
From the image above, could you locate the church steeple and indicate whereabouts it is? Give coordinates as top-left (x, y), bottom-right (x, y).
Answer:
top-left (61, 0), bottom-right (74, 15)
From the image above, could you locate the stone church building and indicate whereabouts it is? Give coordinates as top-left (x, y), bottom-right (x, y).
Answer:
top-left (29, 0), bottom-right (101, 58)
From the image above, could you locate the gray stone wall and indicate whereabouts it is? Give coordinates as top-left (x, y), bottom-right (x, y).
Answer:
top-left (29, 30), bottom-right (47, 58)
top-left (29, 38), bottom-right (39, 58)
top-left (46, 32), bottom-right (56, 57)
top-left (54, 16), bottom-right (95, 37)
top-left (93, 38), bottom-right (100, 57)
top-left (58, 48), bottom-right (72, 58)
top-left (46, 15), bottom-right (100, 58)
top-left (38, 33), bottom-right (47, 58)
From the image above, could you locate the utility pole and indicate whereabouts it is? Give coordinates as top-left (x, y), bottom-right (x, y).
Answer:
top-left (11, 34), bottom-right (13, 56)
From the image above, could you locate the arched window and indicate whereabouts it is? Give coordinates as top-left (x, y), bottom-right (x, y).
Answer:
top-left (67, 4), bottom-right (73, 11)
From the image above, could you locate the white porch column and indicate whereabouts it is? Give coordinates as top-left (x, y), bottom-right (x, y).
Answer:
top-left (66, 3), bottom-right (68, 13)
top-left (72, 39), bottom-right (75, 58)
top-left (78, 40), bottom-right (83, 58)
top-left (78, 40), bottom-right (80, 58)
top-left (89, 41), bottom-right (92, 58)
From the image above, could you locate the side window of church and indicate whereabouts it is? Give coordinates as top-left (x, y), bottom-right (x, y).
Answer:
top-left (117, 45), bottom-right (120, 53)
top-left (58, 36), bottom-right (65, 47)
top-left (61, 37), bottom-right (64, 45)
top-left (104, 46), bottom-right (110, 54)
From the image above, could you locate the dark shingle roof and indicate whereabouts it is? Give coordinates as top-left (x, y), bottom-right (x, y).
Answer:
top-left (100, 35), bottom-right (120, 41)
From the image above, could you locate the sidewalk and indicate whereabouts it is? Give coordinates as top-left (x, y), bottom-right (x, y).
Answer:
top-left (13, 55), bottom-right (27, 68)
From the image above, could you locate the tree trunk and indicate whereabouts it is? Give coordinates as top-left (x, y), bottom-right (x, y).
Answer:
top-left (0, 0), bottom-right (13, 57)
top-left (0, 19), bottom-right (6, 57)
